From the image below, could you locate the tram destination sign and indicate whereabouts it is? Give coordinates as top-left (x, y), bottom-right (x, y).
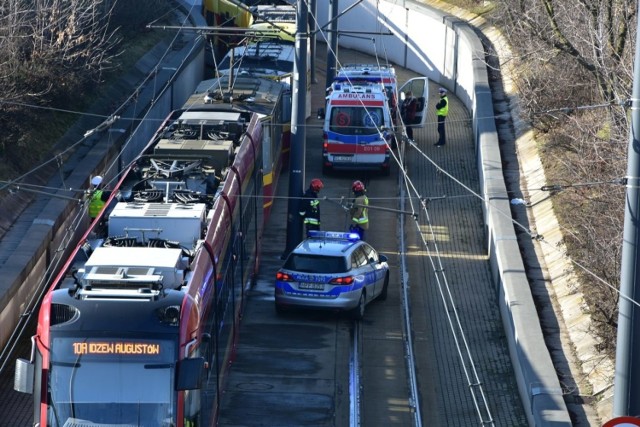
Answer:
top-left (72, 341), bottom-right (162, 356)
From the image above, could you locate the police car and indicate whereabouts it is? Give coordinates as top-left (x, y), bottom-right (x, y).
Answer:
top-left (274, 231), bottom-right (390, 319)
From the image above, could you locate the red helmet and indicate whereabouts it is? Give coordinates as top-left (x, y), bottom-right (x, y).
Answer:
top-left (352, 180), bottom-right (365, 192)
top-left (310, 178), bottom-right (324, 192)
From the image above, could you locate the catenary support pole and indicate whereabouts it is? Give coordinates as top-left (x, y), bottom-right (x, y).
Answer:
top-left (310, 0), bottom-right (317, 83)
top-left (325, 0), bottom-right (339, 91)
top-left (614, 0), bottom-right (640, 416)
top-left (284, 0), bottom-right (309, 257)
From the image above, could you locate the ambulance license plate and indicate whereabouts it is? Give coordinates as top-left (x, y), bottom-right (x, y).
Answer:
top-left (333, 156), bottom-right (353, 162)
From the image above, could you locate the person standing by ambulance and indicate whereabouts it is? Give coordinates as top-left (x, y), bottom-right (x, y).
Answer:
top-left (435, 87), bottom-right (449, 146)
top-left (401, 90), bottom-right (417, 141)
top-left (299, 178), bottom-right (324, 234)
top-left (349, 180), bottom-right (369, 240)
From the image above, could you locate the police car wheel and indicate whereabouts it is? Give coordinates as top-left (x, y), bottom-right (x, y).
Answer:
top-left (351, 292), bottom-right (366, 320)
top-left (377, 274), bottom-right (389, 301)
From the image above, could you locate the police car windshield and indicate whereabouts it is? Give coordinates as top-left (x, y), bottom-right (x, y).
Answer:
top-left (329, 107), bottom-right (383, 135)
top-left (284, 254), bottom-right (348, 273)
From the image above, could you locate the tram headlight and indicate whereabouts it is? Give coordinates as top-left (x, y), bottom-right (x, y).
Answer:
top-left (158, 305), bottom-right (180, 325)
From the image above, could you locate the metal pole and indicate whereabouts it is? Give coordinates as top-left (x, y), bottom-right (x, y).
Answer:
top-left (310, 0), bottom-right (317, 83)
top-left (325, 0), bottom-right (339, 91)
top-left (284, 0), bottom-right (309, 257)
top-left (614, 0), bottom-right (640, 416)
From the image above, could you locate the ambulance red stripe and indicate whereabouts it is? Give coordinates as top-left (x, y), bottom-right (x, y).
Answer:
top-left (330, 100), bottom-right (385, 106)
top-left (325, 143), bottom-right (387, 154)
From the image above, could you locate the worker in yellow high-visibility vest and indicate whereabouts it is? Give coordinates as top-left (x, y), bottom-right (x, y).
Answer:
top-left (87, 175), bottom-right (112, 236)
top-left (349, 180), bottom-right (369, 241)
top-left (435, 87), bottom-right (449, 147)
top-left (88, 175), bottom-right (109, 220)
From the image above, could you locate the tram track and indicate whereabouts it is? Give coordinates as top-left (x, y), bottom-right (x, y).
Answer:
top-left (398, 182), bottom-right (423, 427)
top-left (350, 161), bottom-right (423, 426)
top-left (349, 321), bottom-right (361, 427)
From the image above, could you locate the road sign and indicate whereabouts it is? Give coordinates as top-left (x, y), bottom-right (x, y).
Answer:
top-left (603, 416), bottom-right (640, 427)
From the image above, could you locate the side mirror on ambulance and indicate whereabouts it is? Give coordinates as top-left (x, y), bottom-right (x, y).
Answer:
top-left (317, 108), bottom-right (325, 120)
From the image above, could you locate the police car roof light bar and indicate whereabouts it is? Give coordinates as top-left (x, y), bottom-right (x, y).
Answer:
top-left (307, 230), bottom-right (360, 241)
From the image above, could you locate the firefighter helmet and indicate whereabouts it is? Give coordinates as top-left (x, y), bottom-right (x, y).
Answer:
top-left (352, 180), bottom-right (365, 192)
top-left (310, 178), bottom-right (324, 192)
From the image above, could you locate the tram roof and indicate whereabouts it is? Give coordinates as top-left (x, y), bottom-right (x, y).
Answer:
top-left (183, 75), bottom-right (287, 116)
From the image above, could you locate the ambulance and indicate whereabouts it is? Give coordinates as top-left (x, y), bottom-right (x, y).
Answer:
top-left (333, 64), bottom-right (400, 124)
top-left (319, 75), bottom-right (429, 175)
top-left (319, 83), bottom-right (393, 175)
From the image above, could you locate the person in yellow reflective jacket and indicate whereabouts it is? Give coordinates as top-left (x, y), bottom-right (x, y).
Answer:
top-left (88, 175), bottom-right (110, 220)
top-left (435, 87), bottom-right (449, 146)
top-left (349, 180), bottom-right (369, 240)
top-left (299, 178), bottom-right (324, 234)
top-left (88, 175), bottom-right (112, 236)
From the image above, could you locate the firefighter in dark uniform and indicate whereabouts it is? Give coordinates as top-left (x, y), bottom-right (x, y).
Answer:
top-left (299, 178), bottom-right (324, 234)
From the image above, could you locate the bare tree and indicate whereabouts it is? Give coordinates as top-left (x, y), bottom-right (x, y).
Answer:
top-left (491, 0), bottom-right (637, 352)
top-left (0, 0), bottom-right (173, 177)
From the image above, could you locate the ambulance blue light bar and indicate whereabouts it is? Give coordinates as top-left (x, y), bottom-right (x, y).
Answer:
top-left (334, 76), bottom-right (381, 83)
top-left (307, 230), bottom-right (360, 241)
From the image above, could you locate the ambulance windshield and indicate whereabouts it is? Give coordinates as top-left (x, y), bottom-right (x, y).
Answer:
top-left (329, 107), bottom-right (384, 135)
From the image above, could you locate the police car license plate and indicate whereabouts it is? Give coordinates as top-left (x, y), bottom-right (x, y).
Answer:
top-left (299, 282), bottom-right (324, 290)
top-left (333, 155), bottom-right (352, 162)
